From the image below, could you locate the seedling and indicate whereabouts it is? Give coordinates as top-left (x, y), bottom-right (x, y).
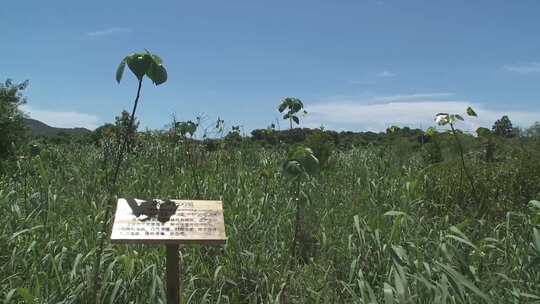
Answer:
top-left (278, 97), bottom-right (307, 129)
top-left (282, 146), bottom-right (319, 262)
top-left (92, 50), bottom-right (168, 304)
top-left (435, 107), bottom-right (480, 206)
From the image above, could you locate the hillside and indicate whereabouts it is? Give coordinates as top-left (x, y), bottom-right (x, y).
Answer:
top-left (23, 118), bottom-right (91, 137)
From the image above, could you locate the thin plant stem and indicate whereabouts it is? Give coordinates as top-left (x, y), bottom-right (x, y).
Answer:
top-left (92, 78), bottom-right (143, 304)
top-left (450, 123), bottom-right (480, 206)
top-left (291, 178), bottom-right (302, 264)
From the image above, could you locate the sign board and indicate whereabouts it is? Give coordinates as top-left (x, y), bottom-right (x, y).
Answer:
top-left (111, 198), bottom-right (227, 245)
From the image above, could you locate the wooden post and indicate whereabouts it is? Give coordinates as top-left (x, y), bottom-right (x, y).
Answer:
top-left (166, 244), bottom-right (180, 304)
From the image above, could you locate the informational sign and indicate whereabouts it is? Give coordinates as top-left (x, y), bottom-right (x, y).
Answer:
top-left (111, 198), bottom-right (227, 245)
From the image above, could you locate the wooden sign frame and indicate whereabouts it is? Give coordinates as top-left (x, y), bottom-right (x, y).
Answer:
top-left (110, 198), bottom-right (227, 303)
top-left (111, 198), bottom-right (227, 245)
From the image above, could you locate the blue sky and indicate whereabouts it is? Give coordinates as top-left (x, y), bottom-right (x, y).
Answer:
top-left (2, 0), bottom-right (540, 133)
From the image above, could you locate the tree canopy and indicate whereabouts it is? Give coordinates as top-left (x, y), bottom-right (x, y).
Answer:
top-left (492, 115), bottom-right (514, 138)
top-left (0, 79), bottom-right (29, 160)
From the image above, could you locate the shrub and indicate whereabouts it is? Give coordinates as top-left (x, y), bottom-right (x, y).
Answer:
top-left (304, 131), bottom-right (335, 169)
top-left (0, 79), bottom-right (29, 160)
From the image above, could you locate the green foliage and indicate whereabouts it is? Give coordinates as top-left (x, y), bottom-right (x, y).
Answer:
top-left (466, 106), bottom-right (477, 117)
top-left (2, 132), bottom-right (540, 302)
top-left (116, 110), bottom-right (139, 146)
top-left (492, 115), bottom-right (515, 138)
top-left (283, 145), bottom-right (319, 180)
top-left (92, 111), bottom-right (140, 147)
top-left (174, 121), bottom-right (198, 138)
top-left (278, 97), bottom-right (307, 128)
top-left (0, 79), bottom-right (29, 160)
top-left (224, 126), bottom-right (242, 145)
top-left (423, 142), bottom-right (443, 164)
top-left (116, 51), bottom-right (167, 85)
top-left (304, 131), bottom-right (335, 169)
top-left (91, 51), bottom-right (169, 302)
top-left (386, 125), bottom-right (401, 134)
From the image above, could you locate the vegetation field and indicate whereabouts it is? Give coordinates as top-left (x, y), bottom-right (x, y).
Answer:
top-left (2, 125), bottom-right (540, 303)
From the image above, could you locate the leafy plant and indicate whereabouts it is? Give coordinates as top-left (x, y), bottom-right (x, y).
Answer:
top-left (435, 107), bottom-right (480, 207)
top-left (176, 120), bottom-right (198, 138)
top-left (278, 97), bottom-right (307, 129)
top-left (0, 79), bottom-right (29, 161)
top-left (304, 131), bottom-right (335, 169)
top-left (92, 50), bottom-right (168, 303)
top-left (282, 146), bottom-right (319, 263)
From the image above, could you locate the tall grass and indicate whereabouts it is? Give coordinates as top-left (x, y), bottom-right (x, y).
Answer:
top-left (1, 135), bottom-right (540, 303)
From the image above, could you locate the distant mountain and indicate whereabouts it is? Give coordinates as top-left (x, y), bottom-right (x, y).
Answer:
top-left (23, 118), bottom-right (92, 137)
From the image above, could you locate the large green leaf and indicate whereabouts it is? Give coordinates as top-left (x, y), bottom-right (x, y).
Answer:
top-left (279, 97), bottom-right (304, 114)
top-left (146, 61), bottom-right (168, 85)
top-left (290, 99), bottom-right (303, 113)
top-left (126, 53), bottom-right (152, 81)
top-left (286, 146), bottom-right (319, 176)
top-left (282, 160), bottom-right (303, 178)
top-left (436, 262), bottom-right (490, 302)
top-left (476, 127), bottom-right (491, 137)
top-left (278, 100), bottom-right (289, 113)
top-left (466, 106), bottom-right (477, 117)
top-left (292, 115), bottom-right (299, 125)
top-left (115, 57), bottom-right (127, 83)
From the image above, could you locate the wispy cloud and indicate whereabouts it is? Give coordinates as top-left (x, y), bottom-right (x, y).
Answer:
top-left (503, 62), bottom-right (540, 74)
top-left (373, 92), bottom-right (454, 102)
top-left (86, 27), bottom-right (132, 37)
top-left (349, 69), bottom-right (397, 85)
top-left (348, 79), bottom-right (376, 85)
top-left (304, 94), bottom-right (539, 132)
top-left (21, 105), bottom-right (101, 130)
top-left (377, 70), bottom-right (396, 77)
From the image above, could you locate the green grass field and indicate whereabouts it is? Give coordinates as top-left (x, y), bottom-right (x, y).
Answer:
top-left (2, 135), bottom-right (540, 303)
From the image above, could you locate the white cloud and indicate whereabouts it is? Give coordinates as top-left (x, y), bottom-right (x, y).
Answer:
top-left (305, 95), bottom-right (540, 132)
top-left (21, 105), bottom-right (101, 130)
top-left (348, 79), bottom-right (376, 85)
top-left (503, 62), bottom-right (540, 74)
top-left (377, 70), bottom-right (396, 77)
top-left (348, 70), bottom-right (397, 85)
top-left (373, 92), bottom-right (454, 102)
top-left (86, 27), bottom-right (132, 37)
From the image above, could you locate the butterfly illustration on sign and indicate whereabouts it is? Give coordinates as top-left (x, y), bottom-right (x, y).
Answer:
top-left (126, 198), bottom-right (178, 223)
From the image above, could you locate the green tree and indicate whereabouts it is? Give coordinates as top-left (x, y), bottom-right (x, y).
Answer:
top-left (492, 115), bottom-right (514, 138)
top-left (0, 79), bottom-right (29, 160)
top-left (278, 97), bottom-right (307, 129)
